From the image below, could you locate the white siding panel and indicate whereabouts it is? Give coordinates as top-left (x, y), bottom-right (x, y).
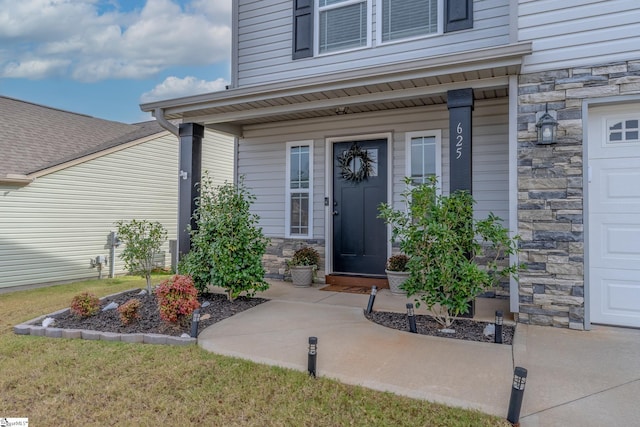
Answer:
top-left (0, 131), bottom-right (234, 289)
top-left (238, 98), bottom-right (509, 239)
top-left (236, 0), bottom-right (510, 87)
top-left (519, 0), bottom-right (640, 72)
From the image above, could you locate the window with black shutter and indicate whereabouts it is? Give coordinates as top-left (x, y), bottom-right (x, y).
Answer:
top-left (293, 0), bottom-right (314, 59)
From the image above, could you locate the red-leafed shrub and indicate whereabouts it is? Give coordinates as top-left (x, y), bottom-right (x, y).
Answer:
top-left (70, 292), bottom-right (100, 318)
top-left (155, 275), bottom-right (200, 324)
top-left (117, 298), bottom-right (142, 325)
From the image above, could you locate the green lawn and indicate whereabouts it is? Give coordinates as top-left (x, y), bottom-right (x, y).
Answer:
top-left (0, 276), bottom-right (509, 426)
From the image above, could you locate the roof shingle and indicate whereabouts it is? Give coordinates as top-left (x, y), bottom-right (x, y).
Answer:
top-left (0, 96), bottom-right (165, 177)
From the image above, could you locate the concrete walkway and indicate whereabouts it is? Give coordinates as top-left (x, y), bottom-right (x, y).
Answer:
top-left (197, 280), bottom-right (640, 426)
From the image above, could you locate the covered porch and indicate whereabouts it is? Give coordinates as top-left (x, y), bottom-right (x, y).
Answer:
top-left (140, 42), bottom-right (532, 314)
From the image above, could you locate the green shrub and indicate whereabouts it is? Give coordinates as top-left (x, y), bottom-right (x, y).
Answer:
top-left (70, 292), bottom-right (100, 318)
top-left (117, 298), bottom-right (142, 325)
top-left (115, 219), bottom-right (167, 294)
top-left (155, 274), bottom-right (200, 324)
top-left (179, 175), bottom-right (270, 300)
top-left (379, 177), bottom-right (522, 329)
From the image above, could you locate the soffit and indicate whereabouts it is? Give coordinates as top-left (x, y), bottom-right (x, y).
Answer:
top-left (141, 43), bottom-right (531, 132)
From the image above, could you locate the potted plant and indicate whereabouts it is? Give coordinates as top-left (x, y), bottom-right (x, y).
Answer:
top-left (287, 246), bottom-right (320, 287)
top-left (385, 254), bottom-right (410, 295)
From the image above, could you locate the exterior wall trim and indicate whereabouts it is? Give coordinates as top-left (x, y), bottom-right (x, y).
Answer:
top-left (509, 75), bottom-right (519, 313)
top-left (324, 132), bottom-right (393, 275)
top-left (230, 0), bottom-right (239, 88)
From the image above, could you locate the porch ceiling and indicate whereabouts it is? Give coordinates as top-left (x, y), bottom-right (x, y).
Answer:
top-left (140, 42), bottom-right (532, 135)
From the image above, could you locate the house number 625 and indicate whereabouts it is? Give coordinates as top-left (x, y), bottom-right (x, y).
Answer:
top-left (456, 122), bottom-right (463, 159)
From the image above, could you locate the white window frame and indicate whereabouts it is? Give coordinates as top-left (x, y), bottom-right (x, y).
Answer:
top-left (376, 0), bottom-right (443, 46)
top-left (405, 130), bottom-right (442, 191)
top-left (285, 140), bottom-right (314, 239)
top-left (315, 0), bottom-right (372, 56)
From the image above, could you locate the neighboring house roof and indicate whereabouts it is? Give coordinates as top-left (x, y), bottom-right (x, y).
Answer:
top-left (0, 96), bottom-right (166, 180)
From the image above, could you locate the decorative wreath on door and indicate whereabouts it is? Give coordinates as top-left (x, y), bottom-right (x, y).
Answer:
top-left (337, 143), bottom-right (374, 183)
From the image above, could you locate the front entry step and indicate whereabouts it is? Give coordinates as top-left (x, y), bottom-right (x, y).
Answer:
top-left (325, 274), bottom-right (389, 289)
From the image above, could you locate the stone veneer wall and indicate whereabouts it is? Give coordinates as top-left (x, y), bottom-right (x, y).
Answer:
top-left (517, 60), bottom-right (640, 329)
top-left (263, 238), bottom-right (326, 283)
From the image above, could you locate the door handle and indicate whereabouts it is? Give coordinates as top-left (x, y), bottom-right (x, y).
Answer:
top-left (332, 210), bottom-right (339, 216)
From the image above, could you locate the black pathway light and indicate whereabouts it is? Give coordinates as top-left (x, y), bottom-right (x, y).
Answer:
top-left (507, 366), bottom-right (528, 426)
top-left (495, 310), bottom-right (503, 344)
top-left (190, 308), bottom-right (201, 338)
top-left (308, 336), bottom-right (318, 377)
top-left (406, 303), bottom-right (417, 333)
top-left (366, 285), bottom-right (377, 314)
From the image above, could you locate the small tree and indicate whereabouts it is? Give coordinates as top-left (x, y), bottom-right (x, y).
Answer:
top-left (379, 177), bottom-right (521, 329)
top-left (179, 174), bottom-right (270, 300)
top-left (115, 219), bottom-right (167, 294)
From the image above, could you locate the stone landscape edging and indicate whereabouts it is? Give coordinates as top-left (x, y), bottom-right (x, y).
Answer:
top-left (12, 288), bottom-right (197, 346)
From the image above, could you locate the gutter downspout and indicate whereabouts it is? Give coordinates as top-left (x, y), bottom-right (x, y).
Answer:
top-left (154, 107), bottom-right (179, 136)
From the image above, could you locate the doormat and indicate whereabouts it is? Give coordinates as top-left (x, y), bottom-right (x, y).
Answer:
top-left (320, 284), bottom-right (373, 295)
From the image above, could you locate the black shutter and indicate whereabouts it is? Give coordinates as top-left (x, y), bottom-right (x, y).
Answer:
top-left (444, 0), bottom-right (473, 33)
top-left (293, 0), bottom-right (313, 59)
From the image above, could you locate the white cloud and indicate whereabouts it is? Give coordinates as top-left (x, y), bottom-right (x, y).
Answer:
top-left (0, 0), bottom-right (231, 81)
top-left (3, 58), bottom-right (71, 79)
top-left (140, 75), bottom-right (228, 103)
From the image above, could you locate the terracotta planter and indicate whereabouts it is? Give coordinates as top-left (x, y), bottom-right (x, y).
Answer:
top-left (290, 265), bottom-right (314, 287)
top-left (385, 269), bottom-right (409, 295)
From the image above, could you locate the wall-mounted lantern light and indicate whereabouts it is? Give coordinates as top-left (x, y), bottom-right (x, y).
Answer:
top-left (536, 104), bottom-right (558, 145)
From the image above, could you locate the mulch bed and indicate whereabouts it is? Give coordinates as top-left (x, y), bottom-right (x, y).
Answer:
top-left (365, 310), bottom-right (514, 345)
top-left (49, 288), bottom-right (512, 345)
top-left (51, 289), bottom-right (267, 337)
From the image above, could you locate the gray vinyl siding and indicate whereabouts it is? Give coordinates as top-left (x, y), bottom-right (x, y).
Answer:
top-left (0, 132), bottom-right (234, 290)
top-left (238, 98), bottom-right (509, 239)
top-left (202, 129), bottom-right (235, 187)
top-left (236, 0), bottom-right (511, 87)
top-left (519, 0), bottom-right (640, 72)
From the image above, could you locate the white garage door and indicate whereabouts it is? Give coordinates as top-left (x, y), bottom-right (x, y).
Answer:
top-left (589, 104), bottom-right (640, 328)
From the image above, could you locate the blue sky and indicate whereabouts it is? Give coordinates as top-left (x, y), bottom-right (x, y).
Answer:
top-left (0, 0), bottom-right (231, 123)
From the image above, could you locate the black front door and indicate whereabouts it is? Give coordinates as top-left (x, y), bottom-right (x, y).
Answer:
top-left (332, 139), bottom-right (387, 275)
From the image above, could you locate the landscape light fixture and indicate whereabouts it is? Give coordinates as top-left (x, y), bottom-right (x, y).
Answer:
top-left (406, 303), bottom-right (417, 333)
top-left (308, 336), bottom-right (318, 377)
top-left (495, 310), bottom-right (503, 344)
top-left (366, 286), bottom-right (377, 314)
top-left (536, 103), bottom-right (558, 145)
top-left (507, 366), bottom-right (528, 425)
top-left (190, 309), bottom-right (201, 338)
